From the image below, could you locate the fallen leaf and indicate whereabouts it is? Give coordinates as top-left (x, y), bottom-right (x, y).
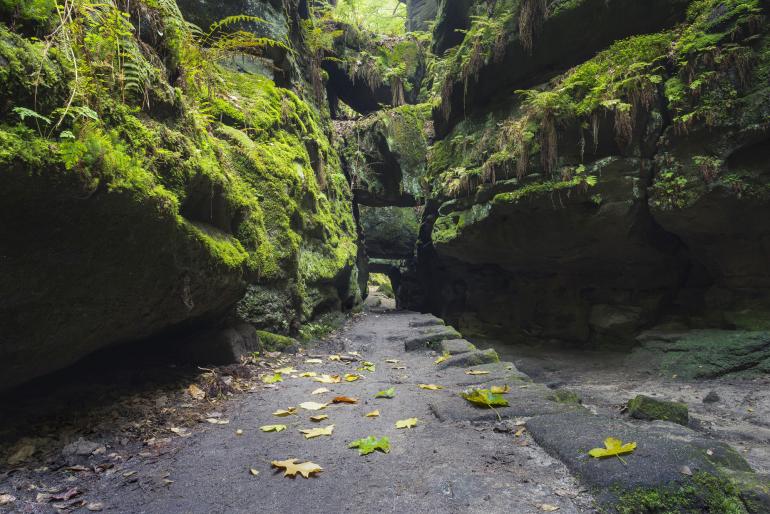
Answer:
top-left (275, 367), bottom-right (297, 374)
top-left (169, 427), bottom-right (192, 437)
top-left (465, 370), bottom-right (490, 375)
top-left (348, 351), bottom-right (361, 356)
top-left (365, 410), bottom-right (380, 418)
top-left (299, 402), bottom-right (328, 411)
top-left (305, 358), bottom-right (323, 364)
top-left (344, 373), bottom-right (361, 382)
top-left (205, 418), bottom-right (230, 425)
top-left (86, 502), bottom-right (104, 512)
top-left (236, 429), bottom-right (244, 436)
top-left (51, 488), bottom-right (81, 501)
top-left (332, 396), bottom-right (358, 404)
top-left (348, 436), bottom-right (390, 455)
top-left (392, 366), bottom-right (406, 370)
top-left (6, 441), bottom-right (35, 465)
top-left (313, 374), bottom-right (341, 384)
top-left (310, 415), bottom-right (329, 422)
top-left (395, 418), bottom-right (418, 429)
top-left (261, 372), bottom-right (283, 384)
top-left (299, 425), bottom-right (335, 439)
top-left (706, 449), bottom-right (714, 456)
top-left (515, 427), bottom-right (526, 437)
top-left (299, 372), bottom-right (318, 378)
top-left (188, 384), bottom-right (206, 400)
top-left (588, 437), bottom-right (637, 462)
top-left (460, 389), bottom-right (509, 408)
top-left (434, 352), bottom-right (450, 364)
top-left (328, 355), bottom-right (342, 361)
top-left (537, 504), bottom-right (559, 512)
top-left (249, 468), bottom-right (259, 476)
top-left (273, 407), bottom-right (298, 417)
top-left (260, 424), bottom-right (287, 433)
top-left (490, 385), bottom-right (511, 394)
top-left (418, 384), bottom-right (443, 390)
top-left (312, 387), bottom-right (330, 395)
top-left (385, 359), bottom-right (399, 364)
top-left (375, 387), bottom-right (396, 399)
top-left (271, 459), bottom-right (323, 478)
top-left (0, 494), bottom-right (16, 506)
top-left (358, 361), bottom-right (376, 372)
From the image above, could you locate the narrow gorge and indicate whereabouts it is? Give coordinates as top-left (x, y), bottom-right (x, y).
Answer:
top-left (1, 0), bottom-right (769, 512)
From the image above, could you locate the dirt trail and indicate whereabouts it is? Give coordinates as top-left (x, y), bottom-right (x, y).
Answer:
top-left (3, 299), bottom-right (767, 513)
top-left (94, 305), bottom-right (593, 513)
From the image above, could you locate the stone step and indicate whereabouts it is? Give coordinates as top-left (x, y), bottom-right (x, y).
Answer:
top-left (436, 348), bottom-right (499, 368)
top-left (434, 338), bottom-right (477, 354)
top-left (404, 325), bottom-right (462, 351)
top-left (409, 317), bottom-right (445, 328)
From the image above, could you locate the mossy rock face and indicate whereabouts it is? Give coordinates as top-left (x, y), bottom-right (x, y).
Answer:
top-left (627, 395), bottom-right (689, 426)
top-left (340, 104), bottom-right (431, 206)
top-left (630, 330), bottom-right (770, 379)
top-left (0, 0), bottom-right (360, 388)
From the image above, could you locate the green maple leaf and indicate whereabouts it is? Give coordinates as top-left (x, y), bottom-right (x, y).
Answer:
top-left (348, 436), bottom-right (390, 455)
top-left (375, 387), bottom-right (396, 399)
top-left (460, 388), bottom-right (509, 408)
top-left (261, 372), bottom-right (283, 384)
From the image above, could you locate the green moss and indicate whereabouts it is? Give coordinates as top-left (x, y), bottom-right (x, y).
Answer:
top-left (548, 389), bottom-right (582, 404)
top-left (627, 395), bottom-right (689, 426)
top-left (614, 472), bottom-right (749, 514)
top-left (256, 330), bottom-right (297, 352)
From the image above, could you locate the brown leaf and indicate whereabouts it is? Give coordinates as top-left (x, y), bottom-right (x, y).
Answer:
top-left (332, 396), bottom-right (358, 404)
top-left (188, 384), bottom-right (206, 400)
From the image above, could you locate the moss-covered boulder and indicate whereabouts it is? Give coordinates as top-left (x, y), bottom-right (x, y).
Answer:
top-left (627, 394), bottom-right (689, 426)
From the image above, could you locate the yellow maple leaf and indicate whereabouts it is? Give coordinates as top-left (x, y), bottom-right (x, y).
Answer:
top-left (260, 424), bottom-right (287, 433)
top-left (299, 425), bottom-right (335, 439)
top-left (313, 374), bottom-right (341, 384)
top-left (328, 355), bottom-right (342, 361)
top-left (490, 385), bottom-right (511, 394)
top-left (434, 352), bottom-right (450, 364)
top-left (310, 415), bottom-right (329, 422)
top-left (418, 384), bottom-right (443, 390)
top-left (344, 374), bottom-right (361, 382)
top-left (299, 372), bottom-right (317, 378)
top-left (271, 459), bottom-right (323, 478)
top-left (465, 370), bottom-right (490, 375)
top-left (275, 367), bottom-right (297, 374)
top-left (365, 410), bottom-right (380, 418)
top-left (311, 387), bottom-right (330, 395)
top-left (395, 418), bottom-right (418, 429)
top-left (273, 407), bottom-right (297, 417)
top-left (305, 358), bottom-right (323, 364)
top-left (299, 401), bottom-right (328, 411)
top-left (589, 437), bottom-right (637, 464)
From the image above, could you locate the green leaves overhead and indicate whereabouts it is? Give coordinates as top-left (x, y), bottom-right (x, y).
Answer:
top-left (460, 388), bottom-right (509, 408)
top-left (348, 436), bottom-right (391, 456)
